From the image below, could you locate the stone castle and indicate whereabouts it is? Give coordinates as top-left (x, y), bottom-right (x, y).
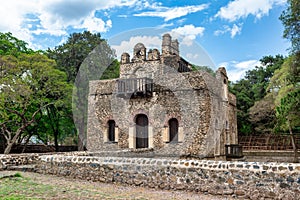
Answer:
top-left (87, 33), bottom-right (238, 159)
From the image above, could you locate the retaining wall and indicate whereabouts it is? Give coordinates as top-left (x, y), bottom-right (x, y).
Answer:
top-left (35, 155), bottom-right (300, 199)
top-left (0, 152), bottom-right (90, 170)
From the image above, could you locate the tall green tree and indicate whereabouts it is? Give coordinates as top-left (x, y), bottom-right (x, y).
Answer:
top-left (47, 31), bottom-right (105, 83)
top-left (48, 31), bottom-right (119, 150)
top-left (276, 89), bottom-right (300, 162)
top-left (280, 0), bottom-right (300, 84)
top-left (73, 41), bottom-right (118, 150)
top-left (280, 0), bottom-right (300, 54)
top-left (230, 55), bottom-right (284, 135)
top-left (268, 55), bottom-right (300, 161)
top-left (0, 53), bottom-right (71, 154)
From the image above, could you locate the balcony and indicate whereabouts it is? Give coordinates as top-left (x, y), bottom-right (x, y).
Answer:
top-left (116, 77), bottom-right (153, 98)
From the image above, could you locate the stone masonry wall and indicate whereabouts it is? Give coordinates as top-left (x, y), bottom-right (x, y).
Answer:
top-left (87, 71), bottom-right (215, 157)
top-left (0, 152), bottom-right (90, 170)
top-left (36, 154), bottom-right (300, 199)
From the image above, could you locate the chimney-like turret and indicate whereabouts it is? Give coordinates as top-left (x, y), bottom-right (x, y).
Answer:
top-left (162, 33), bottom-right (171, 55)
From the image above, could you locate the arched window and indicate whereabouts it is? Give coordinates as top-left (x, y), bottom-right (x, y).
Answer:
top-left (108, 120), bottom-right (115, 142)
top-left (169, 118), bottom-right (178, 143)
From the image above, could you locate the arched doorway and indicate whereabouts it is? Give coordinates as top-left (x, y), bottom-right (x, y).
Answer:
top-left (135, 114), bottom-right (148, 148)
top-left (169, 118), bottom-right (178, 142)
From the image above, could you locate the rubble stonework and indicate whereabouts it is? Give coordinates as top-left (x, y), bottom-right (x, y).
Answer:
top-left (35, 154), bottom-right (300, 199)
top-left (87, 34), bottom-right (238, 158)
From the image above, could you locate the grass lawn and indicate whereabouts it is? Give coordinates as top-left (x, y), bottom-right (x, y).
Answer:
top-left (0, 171), bottom-right (220, 200)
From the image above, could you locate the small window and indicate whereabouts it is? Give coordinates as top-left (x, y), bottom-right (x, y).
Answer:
top-left (169, 118), bottom-right (178, 143)
top-left (108, 120), bottom-right (115, 142)
top-left (226, 121), bottom-right (229, 130)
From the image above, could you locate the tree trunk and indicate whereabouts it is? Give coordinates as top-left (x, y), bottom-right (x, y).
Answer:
top-left (288, 120), bottom-right (298, 163)
top-left (22, 133), bottom-right (34, 153)
top-left (4, 129), bottom-right (22, 154)
top-left (3, 104), bottom-right (50, 154)
top-left (54, 130), bottom-right (59, 152)
top-left (4, 142), bottom-right (13, 154)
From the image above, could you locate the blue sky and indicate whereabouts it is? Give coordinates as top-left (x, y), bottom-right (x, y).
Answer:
top-left (0, 0), bottom-right (290, 82)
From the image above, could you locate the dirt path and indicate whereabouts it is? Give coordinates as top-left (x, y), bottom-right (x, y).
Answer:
top-left (0, 170), bottom-right (230, 200)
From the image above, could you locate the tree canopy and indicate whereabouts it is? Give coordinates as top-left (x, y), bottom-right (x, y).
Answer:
top-left (229, 55), bottom-right (284, 135)
top-left (0, 32), bottom-right (34, 56)
top-left (0, 53), bottom-right (72, 153)
top-left (47, 31), bottom-right (108, 83)
top-left (48, 31), bottom-right (119, 150)
top-left (280, 0), bottom-right (300, 54)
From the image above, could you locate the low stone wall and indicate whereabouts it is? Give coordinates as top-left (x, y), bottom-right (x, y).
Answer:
top-left (0, 153), bottom-right (40, 169)
top-left (36, 155), bottom-right (300, 199)
top-left (0, 152), bottom-right (90, 170)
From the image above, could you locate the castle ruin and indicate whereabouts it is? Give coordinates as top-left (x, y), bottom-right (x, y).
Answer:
top-left (87, 33), bottom-right (238, 159)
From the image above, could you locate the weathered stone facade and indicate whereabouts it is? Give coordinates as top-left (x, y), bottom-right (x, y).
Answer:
top-left (87, 34), bottom-right (238, 159)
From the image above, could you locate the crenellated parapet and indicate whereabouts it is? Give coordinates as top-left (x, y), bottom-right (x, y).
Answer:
top-left (119, 33), bottom-right (191, 77)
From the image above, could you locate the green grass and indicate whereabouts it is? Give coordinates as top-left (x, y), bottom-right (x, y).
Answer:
top-left (0, 172), bottom-right (133, 199)
top-left (0, 172), bottom-right (201, 199)
top-left (0, 173), bottom-right (49, 199)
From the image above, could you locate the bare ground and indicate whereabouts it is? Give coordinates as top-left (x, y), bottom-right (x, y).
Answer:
top-left (0, 170), bottom-right (231, 200)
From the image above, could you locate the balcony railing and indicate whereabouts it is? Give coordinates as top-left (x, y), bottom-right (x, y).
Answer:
top-left (225, 144), bottom-right (243, 158)
top-left (116, 77), bottom-right (153, 98)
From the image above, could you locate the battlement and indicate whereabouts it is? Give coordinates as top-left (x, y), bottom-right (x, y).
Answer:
top-left (120, 34), bottom-right (192, 77)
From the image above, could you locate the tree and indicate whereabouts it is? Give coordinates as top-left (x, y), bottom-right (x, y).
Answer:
top-left (276, 89), bottom-right (300, 162)
top-left (267, 55), bottom-right (300, 162)
top-left (73, 42), bottom-right (118, 150)
top-left (47, 31), bottom-right (105, 83)
top-left (49, 31), bottom-right (119, 150)
top-left (0, 32), bottom-right (34, 56)
top-left (229, 79), bottom-right (254, 135)
top-left (280, 0), bottom-right (300, 84)
top-left (0, 53), bottom-right (71, 154)
top-left (249, 94), bottom-right (276, 134)
top-left (230, 55), bottom-right (284, 135)
top-left (280, 0), bottom-right (300, 54)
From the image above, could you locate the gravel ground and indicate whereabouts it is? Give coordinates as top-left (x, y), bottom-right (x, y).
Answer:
top-left (0, 170), bottom-right (231, 200)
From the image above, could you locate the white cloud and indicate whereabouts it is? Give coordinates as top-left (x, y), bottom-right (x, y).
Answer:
top-left (111, 36), bottom-right (161, 58)
top-left (156, 23), bottom-right (174, 29)
top-left (74, 13), bottom-right (112, 33)
top-left (37, 0), bottom-right (127, 35)
top-left (134, 4), bottom-right (209, 21)
top-left (219, 60), bottom-right (262, 82)
top-left (215, 0), bottom-right (286, 22)
top-left (0, 0), bottom-right (139, 48)
top-left (230, 24), bottom-right (242, 38)
top-left (214, 24), bottom-right (242, 38)
top-left (0, 1), bottom-right (39, 44)
top-left (171, 25), bottom-right (205, 46)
